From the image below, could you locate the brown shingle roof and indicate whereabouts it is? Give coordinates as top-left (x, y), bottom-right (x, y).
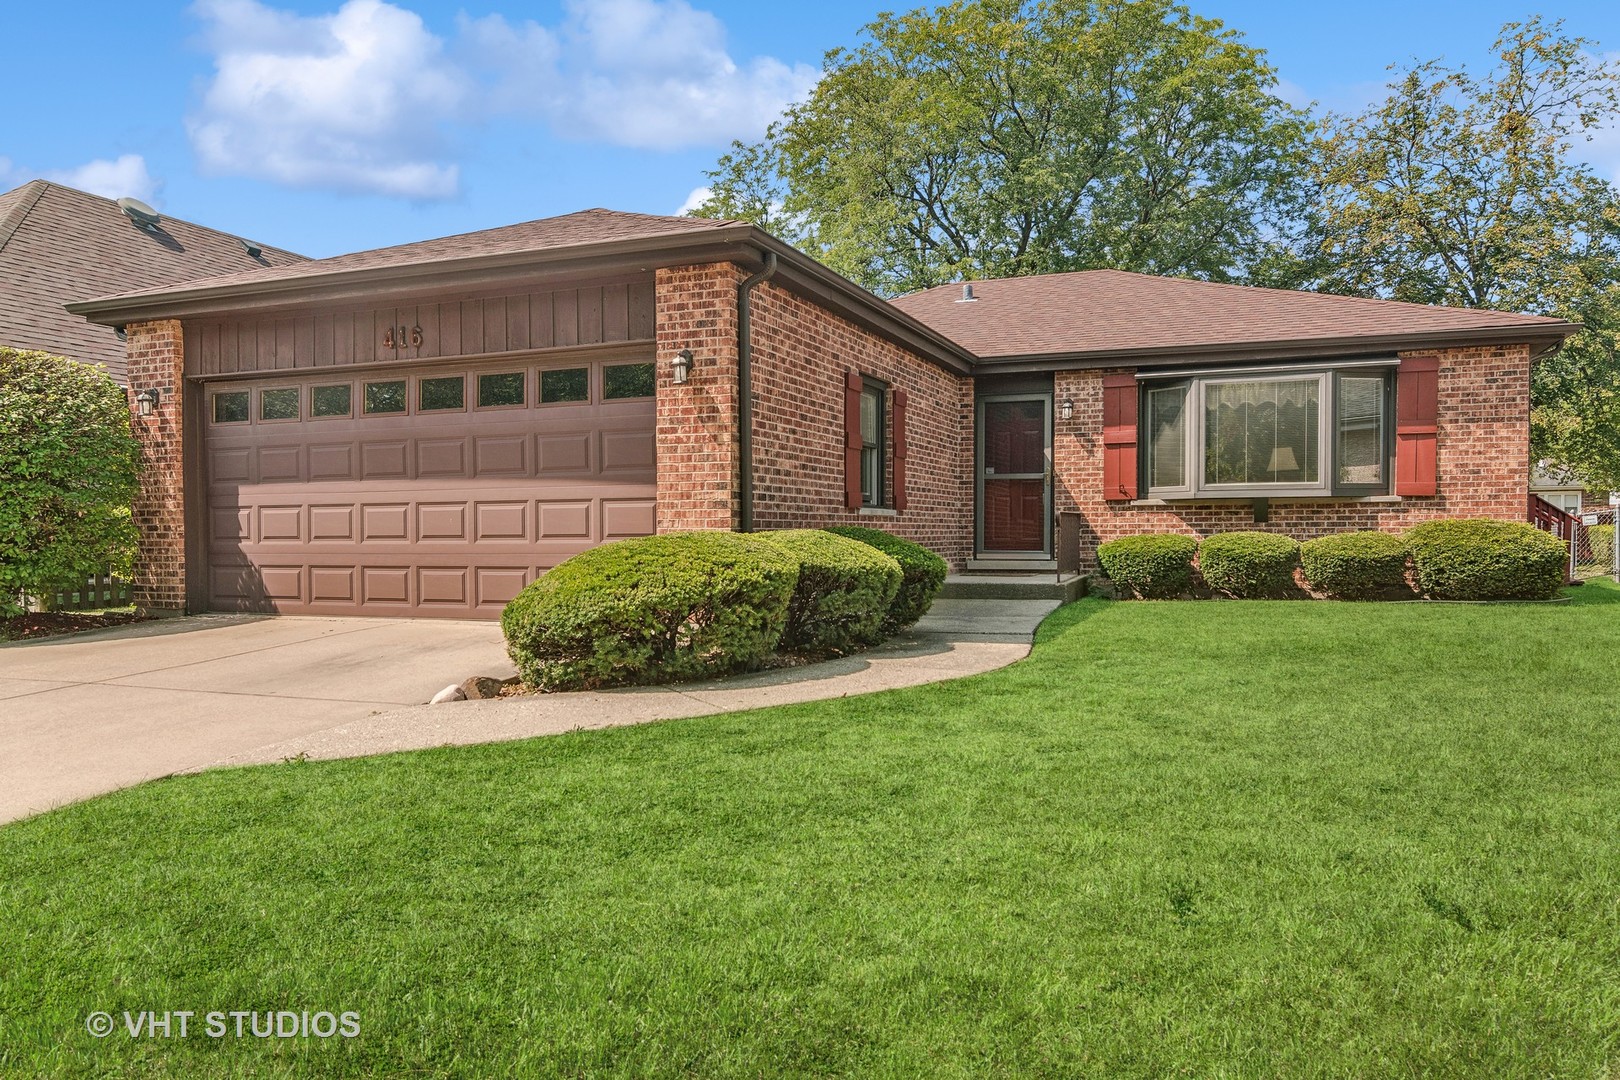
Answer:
top-left (0, 180), bottom-right (305, 382)
top-left (891, 269), bottom-right (1577, 366)
top-left (82, 207), bottom-right (743, 305)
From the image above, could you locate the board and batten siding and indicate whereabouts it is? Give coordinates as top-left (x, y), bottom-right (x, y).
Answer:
top-left (185, 279), bottom-right (657, 376)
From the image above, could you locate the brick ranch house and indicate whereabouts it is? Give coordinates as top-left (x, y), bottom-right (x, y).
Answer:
top-left (67, 209), bottom-right (1577, 619)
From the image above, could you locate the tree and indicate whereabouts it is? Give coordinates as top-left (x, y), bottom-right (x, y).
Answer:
top-left (1292, 18), bottom-right (1620, 490)
top-left (693, 0), bottom-right (1310, 296)
top-left (0, 349), bottom-right (140, 616)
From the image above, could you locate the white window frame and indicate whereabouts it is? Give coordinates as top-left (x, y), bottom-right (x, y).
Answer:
top-left (1142, 362), bottom-right (1396, 500)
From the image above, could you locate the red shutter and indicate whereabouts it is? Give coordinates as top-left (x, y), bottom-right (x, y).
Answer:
top-left (1395, 355), bottom-right (1439, 496)
top-left (892, 388), bottom-right (908, 511)
top-left (1101, 373), bottom-right (1139, 500)
top-left (844, 371), bottom-right (864, 509)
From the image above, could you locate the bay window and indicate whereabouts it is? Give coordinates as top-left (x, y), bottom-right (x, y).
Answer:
top-left (1142, 365), bottom-right (1393, 498)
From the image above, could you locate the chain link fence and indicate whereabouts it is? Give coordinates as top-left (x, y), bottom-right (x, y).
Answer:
top-left (1571, 505), bottom-right (1618, 581)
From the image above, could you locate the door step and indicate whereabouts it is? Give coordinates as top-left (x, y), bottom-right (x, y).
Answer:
top-left (965, 557), bottom-right (1058, 573)
top-left (938, 572), bottom-right (1088, 602)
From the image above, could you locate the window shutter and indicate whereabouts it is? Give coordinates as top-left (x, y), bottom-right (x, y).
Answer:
top-left (844, 371), bottom-right (864, 509)
top-left (1395, 356), bottom-right (1439, 496)
top-left (1102, 374), bottom-right (1139, 500)
top-left (892, 389), bottom-right (908, 511)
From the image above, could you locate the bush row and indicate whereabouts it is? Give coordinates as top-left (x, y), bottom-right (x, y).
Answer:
top-left (1098, 520), bottom-right (1567, 602)
top-left (501, 527), bottom-right (945, 691)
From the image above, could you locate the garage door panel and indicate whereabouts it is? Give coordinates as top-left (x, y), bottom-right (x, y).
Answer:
top-left (474, 502), bottom-right (529, 541)
top-left (206, 359), bottom-right (655, 617)
top-left (603, 499), bottom-right (657, 539)
top-left (310, 505), bottom-right (356, 542)
top-left (361, 504), bottom-right (410, 541)
top-left (474, 436), bottom-right (527, 476)
top-left (309, 444), bottom-right (356, 481)
top-left (537, 501), bottom-right (592, 539)
top-left (417, 438), bottom-right (468, 478)
top-left (310, 566), bottom-right (357, 602)
top-left (258, 446), bottom-right (303, 483)
top-left (418, 503), bottom-right (469, 541)
top-left (537, 433), bottom-right (592, 473)
top-left (361, 441), bottom-right (410, 480)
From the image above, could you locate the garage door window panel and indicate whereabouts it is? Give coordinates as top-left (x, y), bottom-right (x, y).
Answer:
top-left (604, 362), bottom-right (655, 400)
top-left (260, 388), bottom-right (300, 422)
top-left (477, 372), bottom-right (526, 409)
top-left (540, 367), bottom-right (589, 404)
top-left (311, 384), bottom-right (352, 418)
top-left (364, 380), bottom-right (407, 415)
top-left (213, 391), bottom-right (249, 424)
top-left (420, 376), bottom-right (465, 412)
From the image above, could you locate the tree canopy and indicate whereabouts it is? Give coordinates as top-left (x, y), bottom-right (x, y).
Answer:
top-left (1291, 18), bottom-right (1620, 489)
top-left (693, 0), bottom-right (1310, 296)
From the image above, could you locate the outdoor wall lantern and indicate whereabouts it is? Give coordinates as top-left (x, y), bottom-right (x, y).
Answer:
top-left (134, 388), bottom-right (160, 416)
top-left (1059, 396), bottom-right (1074, 421)
top-left (671, 348), bottom-right (694, 385)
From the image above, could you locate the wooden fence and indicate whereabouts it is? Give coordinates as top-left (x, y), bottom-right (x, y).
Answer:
top-left (47, 571), bottom-right (130, 611)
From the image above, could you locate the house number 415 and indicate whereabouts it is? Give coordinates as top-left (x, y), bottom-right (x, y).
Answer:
top-left (383, 324), bottom-right (424, 349)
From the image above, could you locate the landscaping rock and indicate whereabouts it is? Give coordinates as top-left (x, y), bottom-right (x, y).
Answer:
top-left (460, 675), bottom-right (505, 700)
top-left (429, 684), bottom-right (467, 704)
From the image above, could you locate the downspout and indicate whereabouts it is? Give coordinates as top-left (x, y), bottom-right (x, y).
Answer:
top-left (736, 251), bottom-right (778, 532)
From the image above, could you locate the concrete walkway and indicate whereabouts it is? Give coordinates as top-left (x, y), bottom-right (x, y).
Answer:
top-left (208, 597), bottom-right (1062, 769)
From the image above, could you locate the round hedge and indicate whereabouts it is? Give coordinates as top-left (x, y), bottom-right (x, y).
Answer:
top-left (1586, 523), bottom-right (1614, 568)
top-left (1198, 531), bottom-right (1300, 598)
top-left (1299, 531), bottom-right (1412, 600)
top-left (1096, 534), bottom-right (1197, 598)
top-left (500, 532), bottom-right (798, 691)
top-left (1403, 518), bottom-right (1567, 600)
top-left (822, 526), bottom-right (947, 632)
top-left (760, 529), bottom-right (902, 653)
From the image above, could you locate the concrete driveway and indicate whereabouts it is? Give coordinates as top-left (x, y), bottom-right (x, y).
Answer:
top-left (0, 615), bottom-right (512, 824)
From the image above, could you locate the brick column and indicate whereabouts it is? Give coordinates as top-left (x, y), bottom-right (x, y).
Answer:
top-left (655, 263), bottom-right (742, 532)
top-left (125, 320), bottom-right (187, 614)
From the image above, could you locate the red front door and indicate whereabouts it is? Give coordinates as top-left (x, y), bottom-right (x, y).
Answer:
top-left (980, 398), bottom-right (1050, 553)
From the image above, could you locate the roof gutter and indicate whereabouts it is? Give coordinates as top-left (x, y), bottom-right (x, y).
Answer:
top-left (736, 251), bottom-right (778, 533)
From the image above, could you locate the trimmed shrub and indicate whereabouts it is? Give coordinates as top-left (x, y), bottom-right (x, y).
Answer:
top-left (1404, 518), bottom-right (1567, 600)
top-left (1096, 534), bottom-right (1197, 598)
top-left (1299, 531), bottom-right (1413, 600)
top-left (501, 532), bottom-right (798, 691)
top-left (760, 530), bottom-right (902, 652)
top-left (1198, 531), bottom-right (1300, 598)
top-left (822, 526), bottom-right (947, 632)
top-left (0, 348), bottom-right (140, 616)
top-left (1587, 524), bottom-right (1614, 568)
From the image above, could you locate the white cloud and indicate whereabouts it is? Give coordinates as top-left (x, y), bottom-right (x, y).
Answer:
top-left (186, 0), bottom-right (467, 199)
top-left (676, 185), bottom-right (712, 215)
top-left (45, 154), bottom-right (160, 202)
top-left (466, 0), bottom-right (818, 151)
top-left (183, 0), bottom-right (816, 200)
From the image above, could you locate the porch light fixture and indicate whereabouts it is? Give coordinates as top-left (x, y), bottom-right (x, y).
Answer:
top-left (671, 348), bottom-right (694, 385)
top-left (1060, 397), bottom-right (1074, 421)
top-left (134, 388), bottom-right (160, 416)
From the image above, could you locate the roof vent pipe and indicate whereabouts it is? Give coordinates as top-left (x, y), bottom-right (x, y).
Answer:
top-left (957, 283), bottom-right (977, 302)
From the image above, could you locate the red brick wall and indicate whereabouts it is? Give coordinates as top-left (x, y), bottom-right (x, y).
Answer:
top-left (125, 319), bottom-right (187, 614)
top-left (1052, 343), bottom-right (1532, 569)
top-left (655, 263), bottom-right (742, 532)
top-left (746, 278), bottom-right (974, 567)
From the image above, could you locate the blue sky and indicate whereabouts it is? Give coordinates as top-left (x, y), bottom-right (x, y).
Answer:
top-left (5, 0), bottom-right (1618, 260)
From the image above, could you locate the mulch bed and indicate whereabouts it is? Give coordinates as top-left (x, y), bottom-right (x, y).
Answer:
top-left (0, 610), bottom-right (147, 642)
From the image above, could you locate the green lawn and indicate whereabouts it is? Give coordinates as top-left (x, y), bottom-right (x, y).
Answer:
top-left (3, 585), bottom-right (1620, 1078)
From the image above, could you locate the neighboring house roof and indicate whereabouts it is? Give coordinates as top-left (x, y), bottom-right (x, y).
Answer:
top-left (891, 269), bottom-right (1579, 370)
top-left (0, 180), bottom-right (305, 382)
top-left (67, 209), bottom-right (1579, 375)
top-left (1531, 463), bottom-right (1584, 491)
